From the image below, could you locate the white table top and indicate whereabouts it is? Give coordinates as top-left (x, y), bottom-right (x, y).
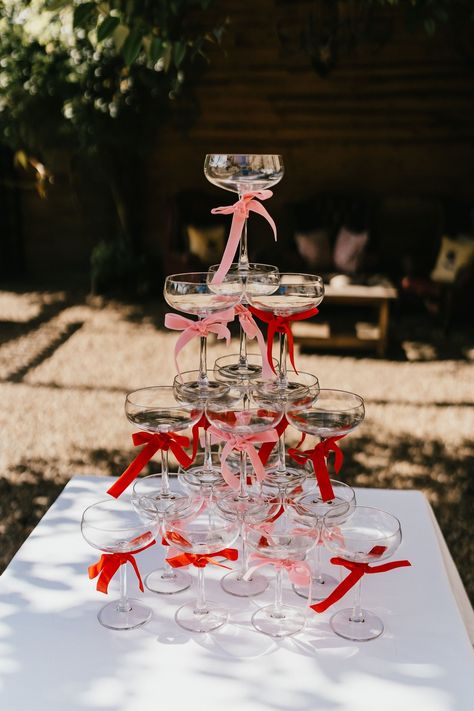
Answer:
top-left (0, 475), bottom-right (473, 711)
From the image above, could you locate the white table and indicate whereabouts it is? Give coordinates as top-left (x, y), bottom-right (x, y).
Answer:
top-left (0, 476), bottom-right (473, 711)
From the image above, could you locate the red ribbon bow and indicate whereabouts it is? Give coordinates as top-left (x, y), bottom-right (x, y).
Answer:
top-left (88, 539), bottom-right (156, 594)
top-left (107, 431), bottom-right (194, 499)
top-left (248, 307), bottom-right (319, 374)
top-left (166, 548), bottom-right (239, 569)
top-left (288, 435), bottom-right (346, 502)
top-left (311, 555), bottom-right (412, 614)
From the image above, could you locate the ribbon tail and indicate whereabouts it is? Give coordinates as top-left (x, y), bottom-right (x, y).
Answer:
top-left (311, 569), bottom-right (363, 613)
top-left (313, 449), bottom-right (336, 502)
top-left (127, 555), bottom-right (145, 592)
top-left (211, 212), bottom-right (245, 285)
top-left (266, 322), bottom-right (278, 375)
top-left (246, 444), bottom-right (266, 484)
top-left (285, 325), bottom-right (298, 374)
top-left (255, 323), bottom-right (274, 379)
top-left (107, 440), bottom-right (160, 498)
top-left (248, 201), bottom-right (277, 241)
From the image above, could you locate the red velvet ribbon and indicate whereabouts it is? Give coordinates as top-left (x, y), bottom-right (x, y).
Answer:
top-left (107, 431), bottom-right (194, 499)
top-left (258, 415), bottom-right (289, 466)
top-left (166, 548), bottom-right (239, 569)
top-left (88, 539), bottom-right (156, 594)
top-left (311, 555), bottom-right (412, 614)
top-left (288, 435), bottom-right (346, 502)
top-left (248, 306), bottom-right (319, 374)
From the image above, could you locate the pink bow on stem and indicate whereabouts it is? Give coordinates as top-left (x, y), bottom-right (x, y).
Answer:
top-left (235, 305), bottom-right (274, 379)
top-left (244, 553), bottom-right (313, 605)
top-left (208, 425), bottom-right (278, 490)
top-left (164, 308), bottom-right (235, 375)
top-left (210, 191), bottom-right (277, 284)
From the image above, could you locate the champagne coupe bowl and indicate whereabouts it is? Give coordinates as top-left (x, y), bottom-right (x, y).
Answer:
top-left (164, 499), bottom-right (240, 633)
top-left (322, 506), bottom-right (402, 641)
top-left (81, 498), bottom-right (159, 630)
top-left (132, 474), bottom-right (193, 595)
top-left (204, 154), bottom-right (284, 196)
top-left (245, 512), bottom-right (317, 637)
top-left (285, 479), bottom-right (356, 600)
top-left (287, 389), bottom-right (365, 440)
top-left (214, 353), bottom-right (279, 384)
top-left (164, 272), bottom-right (243, 399)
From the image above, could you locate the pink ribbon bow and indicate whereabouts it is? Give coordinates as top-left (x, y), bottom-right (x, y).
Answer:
top-left (210, 190), bottom-right (277, 284)
top-left (208, 425), bottom-right (279, 489)
top-left (164, 308), bottom-right (235, 374)
top-left (235, 304), bottom-right (274, 379)
top-left (244, 553), bottom-right (313, 604)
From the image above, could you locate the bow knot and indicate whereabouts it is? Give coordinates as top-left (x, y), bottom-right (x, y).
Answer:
top-left (166, 548), bottom-right (239, 570)
top-left (107, 431), bottom-right (194, 498)
top-left (88, 538), bottom-right (156, 594)
top-left (311, 555), bottom-right (412, 614)
top-left (164, 308), bottom-right (234, 375)
top-left (244, 553), bottom-right (313, 604)
top-left (208, 425), bottom-right (279, 489)
top-left (288, 435), bottom-right (346, 502)
top-left (235, 305), bottom-right (274, 379)
top-left (210, 191), bottom-right (277, 284)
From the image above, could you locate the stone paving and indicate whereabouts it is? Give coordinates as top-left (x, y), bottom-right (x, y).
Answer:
top-left (0, 286), bottom-right (473, 600)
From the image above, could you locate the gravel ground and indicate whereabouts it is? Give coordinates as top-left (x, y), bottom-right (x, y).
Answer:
top-left (0, 285), bottom-right (473, 601)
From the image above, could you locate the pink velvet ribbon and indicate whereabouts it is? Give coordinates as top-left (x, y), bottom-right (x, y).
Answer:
top-left (244, 553), bottom-right (313, 604)
top-left (208, 425), bottom-right (279, 489)
top-left (210, 190), bottom-right (277, 284)
top-left (235, 304), bottom-right (274, 379)
top-left (164, 307), bottom-right (234, 374)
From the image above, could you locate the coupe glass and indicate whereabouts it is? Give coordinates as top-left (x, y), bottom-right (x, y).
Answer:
top-left (132, 475), bottom-right (192, 594)
top-left (321, 506), bottom-right (402, 641)
top-left (173, 369), bottom-right (229, 488)
top-left (204, 154), bottom-right (284, 270)
top-left (285, 479), bottom-right (356, 600)
top-left (245, 511), bottom-right (317, 637)
top-left (81, 498), bottom-right (159, 630)
top-left (287, 389), bottom-right (365, 442)
top-left (210, 262), bottom-right (280, 381)
top-left (125, 386), bottom-right (202, 515)
top-left (164, 272), bottom-right (243, 398)
top-left (246, 273), bottom-right (324, 389)
top-left (163, 498), bottom-right (240, 632)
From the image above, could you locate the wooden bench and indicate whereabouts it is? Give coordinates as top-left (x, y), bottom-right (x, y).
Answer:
top-left (293, 283), bottom-right (398, 357)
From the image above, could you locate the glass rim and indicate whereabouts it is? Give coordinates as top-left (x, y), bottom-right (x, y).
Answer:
top-left (323, 505), bottom-right (401, 537)
top-left (81, 499), bottom-right (153, 533)
top-left (288, 388), bottom-right (364, 413)
top-left (204, 153), bottom-right (283, 160)
top-left (165, 271), bottom-right (243, 284)
top-left (125, 385), bottom-right (197, 409)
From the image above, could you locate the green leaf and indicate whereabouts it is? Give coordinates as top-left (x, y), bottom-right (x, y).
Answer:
top-left (173, 41), bottom-right (186, 68)
top-left (45, 0), bottom-right (70, 10)
top-left (149, 36), bottom-right (164, 65)
top-left (97, 16), bottom-right (120, 42)
top-left (73, 2), bottom-right (97, 29)
top-left (213, 26), bottom-right (225, 44)
top-left (424, 18), bottom-right (436, 36)
top-left (122, 28), bottom-right (144, 67)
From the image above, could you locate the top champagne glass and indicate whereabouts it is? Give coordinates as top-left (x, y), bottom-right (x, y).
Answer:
top-left (204, 154), bottom-right (284, 271)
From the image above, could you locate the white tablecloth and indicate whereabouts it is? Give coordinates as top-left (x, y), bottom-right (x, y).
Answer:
top-left (0, 475), bottom-right (473, 711)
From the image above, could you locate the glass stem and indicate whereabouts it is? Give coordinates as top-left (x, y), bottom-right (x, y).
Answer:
top-left (117, 562), bottom-right (131, 613)
top-left (199, 330), bottom-right (208, 383)
top-left (239, 450), bottom-right (248, 498)
top-left (161, 449), bottom-right (170, 497)
top-left (313, 539), bottom-right (324, 584)
top-left (203, 428), bottom-right (212, 470)
top-left (238, 324), bottom-right (248, 367)
top-left (276, 431), bottom-right (286, 473)
top-left (278, 332), bottom-right (288, 383)
top-left (273, 568), bottom-right (284, 617)
top-left (350, 580), bottom-right (365, 623)
top-left (238, 195), bottom-right (249, 269)
top-left (195, 566), bottom-right (207, 614)
top-left (240, 525), bottom-right (248, 578)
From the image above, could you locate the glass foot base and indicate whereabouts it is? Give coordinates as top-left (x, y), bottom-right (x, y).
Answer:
top-left (251, 604), bottom-right (306, 638)
top-left (264, 464), bottom-right (307, 488)
top-left (182, 465), bottom-right (223, 488)
top-left (330, 608), bottom-right (384, 641)
top-left (293, 573), bottom-right (338, 602)
top-left (219, 361), bottom-right (262, 380)
top-left (97, 599), bottom-right (152, 630)
top-left (145, 568), bottom-right (192, 595)
top-left (175, 601), bottom-right (228, 633)
top-left (221, 569), bottom-right (268, 597)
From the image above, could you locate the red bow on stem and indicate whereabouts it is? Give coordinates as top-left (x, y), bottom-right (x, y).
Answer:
top-left (288, 434), bottom-right (346, 502)
top-left (107, 431), bottom-right (194, 499)
top-left (166, 548), bottom-right (239, 569)
top-left (311, 555), bottom-right (412, 613)
top-left (248, 307), bottom-right (319, 375)
top-left (88, 539), bottom-right (156, 594)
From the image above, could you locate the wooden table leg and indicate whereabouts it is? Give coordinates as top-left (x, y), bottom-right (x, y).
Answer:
top-left (377, 299), bottom-right (390, 357)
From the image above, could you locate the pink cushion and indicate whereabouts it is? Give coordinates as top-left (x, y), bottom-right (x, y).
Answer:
top-left (333, 227), bottom-right (368, 274)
